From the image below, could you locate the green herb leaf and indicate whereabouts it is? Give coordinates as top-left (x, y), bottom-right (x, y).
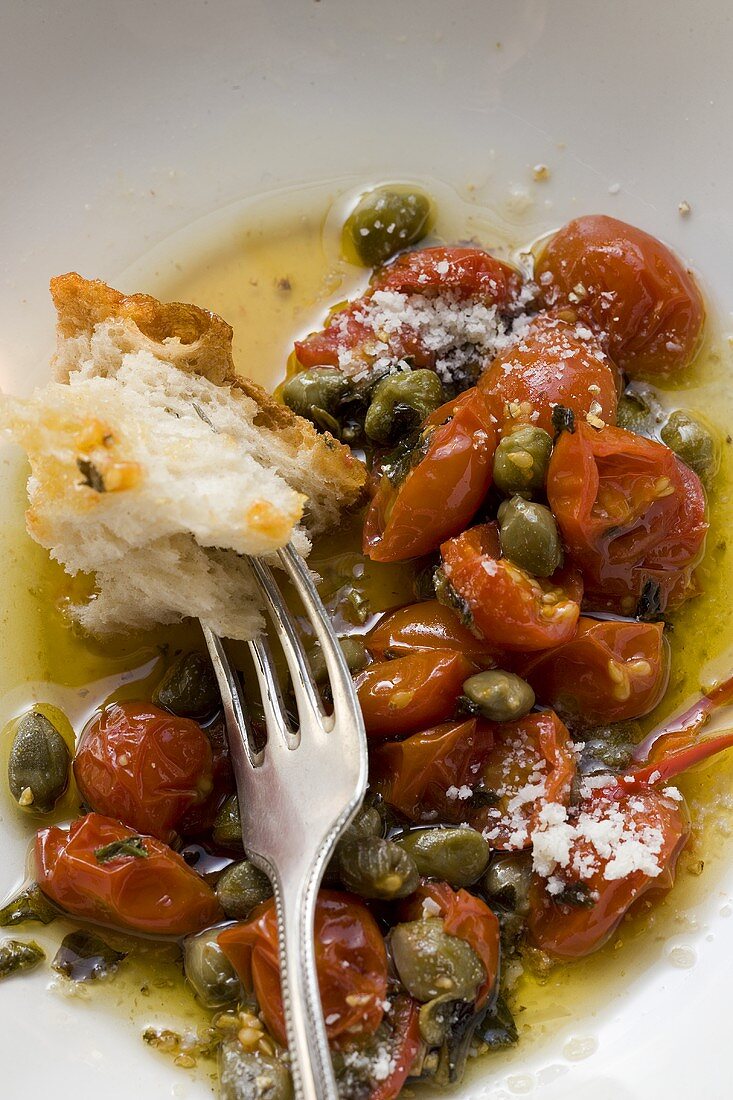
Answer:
top-left (95, 836), bottom-right (149, 863)
top-left (77, 457), bottom-right (106, 492)
top-left (0, 884), bottom-right (58, 927)
top-left (551, 405), bottom-right (575, 436)
top-left (0, 938), bottom-right (45, 980)
top-left (53, 930), bottom-right (127, 981)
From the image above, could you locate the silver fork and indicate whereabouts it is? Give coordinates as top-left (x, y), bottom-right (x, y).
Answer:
top-left (202, 541), bottom-right (368, 1100)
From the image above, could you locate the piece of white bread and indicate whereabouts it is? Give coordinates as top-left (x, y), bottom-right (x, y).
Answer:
top-left (0, 273), bottom-right (366, 639)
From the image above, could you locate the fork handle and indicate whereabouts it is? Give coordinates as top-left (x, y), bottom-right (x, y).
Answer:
top-left (273, 861), bottom-right (338, 1100)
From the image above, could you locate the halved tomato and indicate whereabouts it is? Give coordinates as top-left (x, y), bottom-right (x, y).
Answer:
top-left (366, 600), bottom-right (500, 666)
top-left (355, 650), bottom-right (475, 739)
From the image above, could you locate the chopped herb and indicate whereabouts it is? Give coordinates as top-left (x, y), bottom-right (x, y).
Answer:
top-left (0, 884), bottom-right (58, 927)
top-left (551, 405), bottom-right (575, 436)
top-left (433, 568), bottom-right (473, 626)
top-left (191, 401), bottom-right (215, 429)
top-left (95, 836), bottom-right (149, 863)
top-left (474, 994), bottom-right (519, 1050)
top-left (53, 929), bottom-right (127, 981)
top-left (77, 457), bottom-right (106, 492)
top-left (554, 881), bottom-right (595, 908)
top-left (636, 577), bottom-right (664, 621)
top-left (0, 938), bottom-right (45, 980)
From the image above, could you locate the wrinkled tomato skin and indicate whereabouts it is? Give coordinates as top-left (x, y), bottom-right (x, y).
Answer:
top-left (547, 421), bottom-right (707, 614)
top-left (35, 813), bottom-right (223, 936)
top-left (535, 214), bottom-right (705, 378)
top-left (366, 996), bottom-right (421, 1100)
top-left (219, 891), bottom-right (388, 1047)
top-left (366, 600), bottom-right (500, 666)
top-left (372, 245), bottom-right (523, 305)
top-left (528, 789), bottom-right (690, 959)
top-left (355, 650), bottom-right (476, 739)
top-left (519, 618), bottom-right (669, 726)
top-left (440, 523), bottom-right (582, 651)
top-left (400, 881), bottom-right (500, 1008)
top-left (370, 718), bottom-right (495, 823)
top-left (179, 713), bottom-right (236, 836)
top-left (479, 314), bottom-right (618, 434)
top-left (74, 702), bottom-right (213, 844)
top-left (363, 388), bottom-right (497, 563)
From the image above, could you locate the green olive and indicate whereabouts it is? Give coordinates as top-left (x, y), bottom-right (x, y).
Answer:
top-left (497, 495), bottom-right (562, 577)
top-left (342, 186), bottom-right (433, 268)
top-left (396, 827), bottom-right (490, 887)
top-left (281, 368), bottom-right (352, 432)
top-left (215, 861), bottom-right (273, 920)
top-left (307, 636), bottom-right (370, 685)
top-left (492, 426), bottom-right (553, 496)
top-left (213, 795), bottom-right (243, 850)
top-left (462, 669), bottom-right (535, 722)
top-left (337, 835), bottom-right (418, 900)
top-left (184, 926), bottom-right (242, 1008)
top-left (364, 370), bottom-right (445, 446)
top-left (219, 1039), bottom-right (293, 1100)
top-left (390, 918), bottom-right (485, 1003)
top-left (7, 711), bottom-right (71, 813)
top-left (0, 938), bottom-right (45, 981)
top-left (153, 652), bottom-right (220, 717)
top-left (661, 409), bottom-right (718, 482)
top-left (482, 853), bottom-right (533, 915)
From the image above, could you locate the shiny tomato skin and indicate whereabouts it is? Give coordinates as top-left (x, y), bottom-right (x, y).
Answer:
top-left (367, 996), bottom-right (421, 1100)
top-left (546, 421), bottom-right (707, 614)
top-left (440, 523), bottom-right (583, 651)
top-left (479, 314), bottom-right (618, 434)
top-left (219, 891), bottom-right (388, 1047)
top-left (35, 813), bottom-right (223, 936)
top-left (400, 881), bottom-right (500, 1008)
top-left (519, 617), bottom-right (669, 726)
top-left (528, 789), bottom-right (689, 958)
top-left (372, 245), bottom-right (523, 305)
top-left (534, 214), bottom-right (705, 377)
top-left (370, 718), bottom-right (495, 823)
top-left (74, 702), bottom-right (213, 844)
top-left (468, 711), bottom-right (575, 849)
top-left (363, 387), bottom-right (497, 563)
top-left (355, 650), bottom-right (475, 739)
top-left (366, 600), bottom-right (499, 666)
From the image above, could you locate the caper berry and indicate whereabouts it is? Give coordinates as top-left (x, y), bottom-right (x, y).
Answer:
top-left (493, 426), bottom-right (553, 496)
top-left (281, 368), bottom-right (352, 432)
top-left (215, 861), bottom-right (273, 920)
top-left (661, 409), bottom-right (718, 482)
top-left (185, 926), bottom-right (242, 1008)
top-left (364, 369), bottom-right (444, 446)
top-left (462, 669), bottom-right (535, 723)
top-left (7, 710), bottom-right (71, 813)
top-left (307, 636), bottom-right (370, 685)
top-left (153, 652), bottom-right (220, 718)
top-left (337, 835), bottom-right (419, 900)
top-left (482, 853), bottom-right (533, 915)
top-left (396, 827), bottom-right (490, 887)
top-left (497, 495), bottom-right (562, 577)
top-left (219, 1039), bottom-right (293, 1100)
top-left (213, 794), bottom-right (243, 849)
top-left (390, 918), bottom-right (485, 1003)
top-left (0, 938), bottom-right (45, 981)
top-left (342, 186), bottom-right (433, 268)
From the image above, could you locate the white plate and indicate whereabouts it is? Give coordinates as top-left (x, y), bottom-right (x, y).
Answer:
top-left (2, 2), bottom-right (733, 1097)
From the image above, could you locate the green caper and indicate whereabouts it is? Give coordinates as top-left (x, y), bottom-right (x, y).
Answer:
top-left (364, 370), bottom-right (445, 446)
top-left (497, 495), bottom-right (562, 577)
top-left (184, 926), bottom-right (242, 1008)
top-left (215, 861), bottom-right (273, 920)
top-left (213, 794), bottom-right (243, 849)
top-left (492, 426), bottom-right (553, 496)
top-left (0, 884), bottom-right (58, 927)
top-left (390, 918), bottom-right (485, 1003)
top-left (337, 835), bottom-right (419, 900)
top-left (482, 853), bottom-right (533, 915)
top-left (396, 827), bottom-right (490, 887)
top-left (661, 409), bottom-right (718, 482)
top-left (153, 652), bottom-right (220, 717)
top-left (342, 186), bottom-right (433, 267)
top-left (219, 1039), bottom-right (293, 1100)
top-left (0, 938), bottom-right (45, 981)
top-left (307, 636), bottom-right (370, 685)
top-left (7, 710), bottom-right (71, 813)
top-left (281, 368), bottom-right (352, 431)
top-left (462, 669), bottom-right (535, 723)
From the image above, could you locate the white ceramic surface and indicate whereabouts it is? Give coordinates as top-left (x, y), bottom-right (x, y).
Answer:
top-left (2, 2), bottom-right (733, 1097)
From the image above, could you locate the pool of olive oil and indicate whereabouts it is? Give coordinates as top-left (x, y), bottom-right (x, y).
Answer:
top-left (3, 179), bottom-right (733, 1092)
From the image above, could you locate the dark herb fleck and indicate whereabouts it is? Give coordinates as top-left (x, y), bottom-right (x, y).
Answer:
top-left (95, 836), bottom-right (149, 863)
top-left (551, 405), bottom-right (575, 436)
top-left (76, 458), bottom-right (106, 492)
top-left (191, 402), bottom-right (215, 429)
top-left (554, 881), bottom-right (595, 908)
top-left (636, 577), bottom-right (664, 621)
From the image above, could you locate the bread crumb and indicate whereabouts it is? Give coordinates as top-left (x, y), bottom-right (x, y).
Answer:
top-left (678, 200), bottom-right (692, 216)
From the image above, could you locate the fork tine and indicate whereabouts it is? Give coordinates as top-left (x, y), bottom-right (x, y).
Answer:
top-left (202, 624), bottom-right (263, 770)
top-left (248, 631), bottom-right (299, 751)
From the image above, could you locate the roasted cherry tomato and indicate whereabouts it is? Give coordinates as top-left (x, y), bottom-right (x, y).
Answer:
top-left (363, 388), bottom-right (497, 562)
top-left (219, 891), bottom-right (388, 1047)
top-left (367, 995), bottom-right (421, 1100)
top-left (366, 599), bottom-right (499, 666)
top-left (440, 523), bottom-right (582, 651)
top-left (294, 296), bottom-right (433, 371)
top-left (547, 421), bottom-right (707, 613)
top-left (74, 702), bottom-right (213, 843)
top-left (528, 788), bottom-right (689, 958)
top-left (35, 813), bottom-right (223, 936)
top-left (535, 214), bottom-right (705, 377)
top-left (179, 713), bottom-right (236, 836)
top-left (468, 711), bottom-right (575, 849)
top-left (355, 650), bottom-right (475, 739)
top-left (478, 314), bottom-right (618, 435)
top-left (371, 245), bottom-right (522, 305)
top-left (518, 618), bottom-right (669, 726)
top-left (370, 718), bottom-right (495, 823)
top-left (400, 881), bottom-right (500, 1008)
